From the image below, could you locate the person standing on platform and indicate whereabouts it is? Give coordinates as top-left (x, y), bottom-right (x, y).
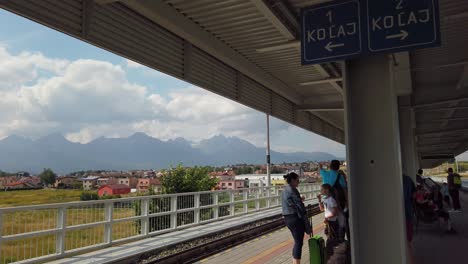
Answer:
top-left (282, 172), bottom-right (312, 264)
top-left (416, 169), bottom-right (424, 185)
top-left (319, 160), bottom-right (348, 241)
top-left (318, 184), bottom-right (341, 241)
top-left (447, 168), bottom-right (461, 212)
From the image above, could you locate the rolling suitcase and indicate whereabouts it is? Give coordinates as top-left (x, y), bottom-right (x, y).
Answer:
top-left (309, 235), bottom-right (326, 264)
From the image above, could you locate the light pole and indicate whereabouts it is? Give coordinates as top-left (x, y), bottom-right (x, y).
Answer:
top-left (266, 114), bottom-right (271, 187)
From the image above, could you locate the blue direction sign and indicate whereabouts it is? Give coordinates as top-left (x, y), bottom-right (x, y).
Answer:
top-left (301, 1), bottom-right (362, 65)
top-left (366, 0), bottom-right (440, 53)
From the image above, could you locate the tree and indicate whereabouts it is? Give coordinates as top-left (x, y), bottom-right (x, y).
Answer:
top-left (134, 165), bottom-right (218, 233)
top-left (161, 165), bottom-right (218, 194)
top-left (39, 168), bottom-right (57, 187)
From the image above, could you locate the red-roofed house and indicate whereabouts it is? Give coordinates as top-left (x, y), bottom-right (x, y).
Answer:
top-left (137, 178), bottom-right (162, 193)
top-left (98, 184), bottom-right (131, 197)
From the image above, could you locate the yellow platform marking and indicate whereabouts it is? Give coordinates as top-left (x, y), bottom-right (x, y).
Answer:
top-left (241, 223), bottom-right (325, 264)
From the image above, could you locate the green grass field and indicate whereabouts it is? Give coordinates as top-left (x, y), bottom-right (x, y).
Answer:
top-left (0, 189), bottom-right (82, 208)
top-left (0, 189), bottom-right (139, 264)
top-left (0, 189), bottom-right (272, 263)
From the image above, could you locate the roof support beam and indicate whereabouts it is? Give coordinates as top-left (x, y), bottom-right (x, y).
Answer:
top-left (418, 138), bottom-right (468, 146)
top-left (256, 41), bottom-right (300, 53)
top-left (416, 127), bottom-right (468, 136)
top-left (312, 64), bottom-right (344, 95)
top-left (413, 96), bottom-right (468, 108)
top-left (123, 0), bottom-right (302, 104)
top-left (416, 117), bottom-right (468, 123)
top-left (418, 143), bottom-right (459, 149)
top-left (456, 64), bottom-right (468, 89)
top-left (313, 112), bottom-right (343, 129)
top-left (250, 0), bottom-right (295, 40)
top-left (299, 77), bottom-right (343, 86)
top-left (414, 106), bottom-right (468, 112)
top-left (250, 0), bottom-right (343, 96)
top-left (297, 102), bottom-right (344, 111)
top-left (95, 0), bottom-right (119, 4)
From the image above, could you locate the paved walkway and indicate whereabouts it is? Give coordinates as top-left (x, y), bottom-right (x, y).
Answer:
top-left (199, 190), bottom-right (468, 264)
top-left (196, 214), bottom-right (326, 264)
top-left (413, 190), bottom-right (468, 264)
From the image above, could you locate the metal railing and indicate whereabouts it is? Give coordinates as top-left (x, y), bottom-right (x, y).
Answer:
top-left (0, 183), bottom-right (320, 264)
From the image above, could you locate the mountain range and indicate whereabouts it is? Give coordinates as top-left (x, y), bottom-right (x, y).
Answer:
top-left (0, 133), bottom-right (337, 174)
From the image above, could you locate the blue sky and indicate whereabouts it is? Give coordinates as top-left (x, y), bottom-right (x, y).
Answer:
top-left (0, 10), bottom-right (346, 157)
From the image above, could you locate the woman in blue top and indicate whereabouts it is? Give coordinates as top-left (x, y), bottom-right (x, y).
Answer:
top-left (282, 172), bottom-right (311, 264)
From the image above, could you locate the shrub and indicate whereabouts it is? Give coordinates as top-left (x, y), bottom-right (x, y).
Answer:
top-left (80, 192), bottom-right (99, 201)
top-left (100, 194), bottom-right (121, 200)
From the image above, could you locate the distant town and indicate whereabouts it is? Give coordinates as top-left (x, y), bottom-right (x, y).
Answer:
top-left (0, 161), bottom-right (341, 196)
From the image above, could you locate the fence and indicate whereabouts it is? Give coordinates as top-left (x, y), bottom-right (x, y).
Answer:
top-left (0, 183), bottom-right (320, 263)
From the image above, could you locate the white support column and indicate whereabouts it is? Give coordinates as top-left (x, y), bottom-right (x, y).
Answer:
top-left (399, 107), bottom-right (418, 180)
top-left (344, 55), bottom-right (407, 264)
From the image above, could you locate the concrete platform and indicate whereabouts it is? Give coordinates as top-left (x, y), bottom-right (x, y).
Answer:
top-left (199, 191), bottom-right (468, 264)
top-left (196, 214), bottom-right (326, 264)
top-left (413, 190), bottom-right (468, 264)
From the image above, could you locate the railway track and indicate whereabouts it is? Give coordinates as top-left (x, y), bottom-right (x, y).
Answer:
top-left (140, 204), bottom-right (321, 264)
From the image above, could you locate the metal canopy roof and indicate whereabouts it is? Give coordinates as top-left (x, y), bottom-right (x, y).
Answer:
top-left (0, 0), bottom-right (467, 168)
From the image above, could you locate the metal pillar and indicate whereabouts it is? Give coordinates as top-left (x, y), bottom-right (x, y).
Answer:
top-left (399, 107), bottom-right (418, 180)
top-left (266, 114), bottom-right (271, 187)
top-left (344, 55), bottom-right (407, 264)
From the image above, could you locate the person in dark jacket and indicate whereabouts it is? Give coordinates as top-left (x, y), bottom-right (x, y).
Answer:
top-left (282, 172), bottom-right (311, 264)
top-left (447, 168), bottom-right (461, 211)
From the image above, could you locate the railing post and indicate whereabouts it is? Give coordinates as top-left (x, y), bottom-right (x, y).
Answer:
top-left (56, 207), bottom-right (66, 255)
top-left (141, 198), bottom-right (150, 236)
top-left (213, 193), bottom-right (219, 219)
top-left (243, 190), bottom-right (248, 213)
top-left (104, 202), bottom-right (113, 244)
top-left (170, 196), bottom-right (177, 229)
top-left (266, 187), bottom-right (271, 208)
top-left (194, 194), bottom-right (200, 224)
top-left (255, 189), bottom-right (260, 210)
top-left (229, 191), bottom-right (235, 216)
top-left (274, 186), bottom-right (279, 205)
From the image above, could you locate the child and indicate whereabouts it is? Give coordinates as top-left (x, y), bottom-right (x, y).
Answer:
top-left (318, 184), bottom-right (341, 241)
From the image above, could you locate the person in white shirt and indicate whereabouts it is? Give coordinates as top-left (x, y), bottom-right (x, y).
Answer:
top-left (318, 183), bottom-right (341, 241)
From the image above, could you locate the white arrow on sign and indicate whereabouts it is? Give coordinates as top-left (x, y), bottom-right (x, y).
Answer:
top-left (325, 42), bottom-right (344, 52)
top-left (386, 30), bottom-right (409, 40)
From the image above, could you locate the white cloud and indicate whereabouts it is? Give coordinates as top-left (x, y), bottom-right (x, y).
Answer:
top-left (125, 59), bottom-right (144, 68)
top-left (0, 46), bottom-right (68, 90)
top-left (125, 58), bottom-right (166, 78)
top-left (0, 47), bottom-right (344, 156)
